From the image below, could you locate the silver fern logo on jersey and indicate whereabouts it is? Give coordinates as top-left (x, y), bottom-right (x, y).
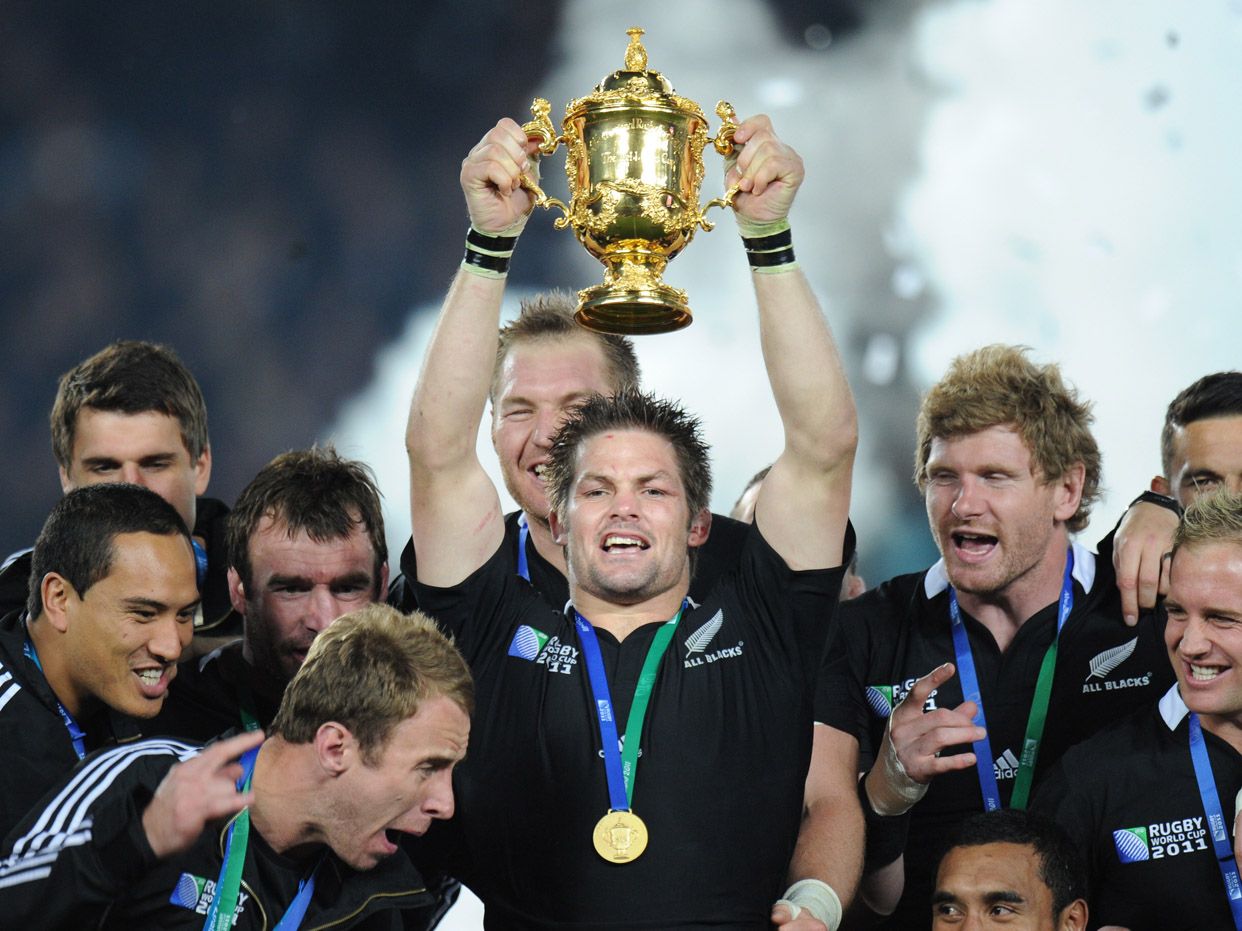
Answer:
top-left (1082, 637), bottom-right (1152, 693)
top-left (682, 609), bottom-right (744, 668)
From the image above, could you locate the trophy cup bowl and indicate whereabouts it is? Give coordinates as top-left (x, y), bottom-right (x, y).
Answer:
top-left (521, 28), bottom-right (738, 335)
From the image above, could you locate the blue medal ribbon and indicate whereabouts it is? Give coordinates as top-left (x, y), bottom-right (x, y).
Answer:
top-left (1188, 713), bottom-right (1242, 929)
top-left (204, 745), bottom-right (321, 930)
top-left (23, 638), bottom-right (85, 761)
top-left (575, 615), bottom-right (637, 812)
top-left (574, 604), bottom-right (685, 813)
top-left (948, 548), bottom-right (1074, 811)
top-left (516, 514), bottom-right (531, 583)
top-left (191, 537), bottom-right (209, 591)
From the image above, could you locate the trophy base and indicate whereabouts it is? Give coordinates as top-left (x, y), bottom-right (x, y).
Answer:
top-left (575, 284), bottom-right (692, 336)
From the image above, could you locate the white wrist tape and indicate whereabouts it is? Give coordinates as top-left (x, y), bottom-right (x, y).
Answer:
top-left (776, 879), bottom-right (843, 930)
top-left (865, 712), bottom-right (928, 817)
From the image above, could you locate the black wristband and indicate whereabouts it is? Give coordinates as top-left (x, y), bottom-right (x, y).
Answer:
top-left (741, 229), bottom-right (793, 252)
top-left (747, 247), bottom-right (797, 268)
top-left (466, 228), bottom-right (519, 252)
top-left (462, 248), bottom-right (511, 273)
top-left (463, 226), bottom-right (518, 275)
top-left (1129, 490), bottom-right (1183, 517)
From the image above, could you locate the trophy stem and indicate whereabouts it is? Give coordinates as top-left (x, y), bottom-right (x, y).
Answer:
top-left (575, 253), bottom-right (692, 335)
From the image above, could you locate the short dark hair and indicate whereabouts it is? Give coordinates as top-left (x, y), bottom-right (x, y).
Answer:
top-left (227, 446), bottom-right (387, 592)
top-left (1161, 372), bottom-right (1242, 478)
top-left (51, 340), bottom-right (209, 469)
top-left (544, 388), bottom-right (712, 522)
top-left (270, 603), bottom-right (473, 766)
top-left (914, 345), bottom-right (1101, 533)
top-left (27, 483), bottom-right (192, 619)
top-left (490, 291), bottom-right (641, 402)
top-left (941, 809), bottom-right (1086, 918)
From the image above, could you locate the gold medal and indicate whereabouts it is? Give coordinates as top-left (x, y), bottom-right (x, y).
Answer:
top-left (592, 809), bottom-right (648, 863)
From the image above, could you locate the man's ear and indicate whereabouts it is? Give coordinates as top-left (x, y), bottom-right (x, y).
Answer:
top-left (39, 573), bottom-right (74, 632)
top-left (1058, 898), bottom-right (1088, 931)
top-left (227, 567), bottom-right (247, 617)
top-left (314, 722), bottom-right (354, 776)
top-left (192, 445), bottom-right (212, 496)
top-left (57, 464), bottom-right (74, 494)
top-left (549, 510), bottom-right (568, 547)
top-left (688, 508), bottom-right (712, 548)
top-left (1052, 462), bottom-right (1086, 524)
top-left (378, 561), bottom-right (391, 598)
top-left (1150, 474), bottom-right (1171, 495)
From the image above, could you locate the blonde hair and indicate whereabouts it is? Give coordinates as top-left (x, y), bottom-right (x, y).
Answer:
top-left (269, 603), bottom-right (472, 765)
top-left (914, 345), bottom-right (1101, 532)
top-left (1172, 490), bottom-right (1242, 556)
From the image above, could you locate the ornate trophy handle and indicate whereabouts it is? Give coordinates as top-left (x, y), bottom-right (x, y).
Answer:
top-left (520, 98), bottom-right (570, 219)
top-left (698, 100), bottom-right (741, 230)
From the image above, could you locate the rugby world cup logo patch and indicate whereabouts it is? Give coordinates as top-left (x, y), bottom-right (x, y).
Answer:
top-left (1113, 826), bottom-right (1150, 863)
top-left (508, 625), bottom-right (549, 661)
top-left (170, 873), bottom-right (206, 910)
top-left (866, 686), bottom-right (894, 719)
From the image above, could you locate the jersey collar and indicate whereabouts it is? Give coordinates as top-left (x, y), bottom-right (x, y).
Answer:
top-left (1159, 684), bottom-right (1190, 732)
top-left (923, 539), bottom-right (1097, 600)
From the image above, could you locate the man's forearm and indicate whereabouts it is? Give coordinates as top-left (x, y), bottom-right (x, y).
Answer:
top-left (781, 725), bottom-right (864, 929)
top-left (406, 266), bottom-right (506, 472)
top-left (754, 265), bottom-right (856, 477)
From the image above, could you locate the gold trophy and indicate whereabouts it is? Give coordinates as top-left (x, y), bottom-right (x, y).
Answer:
top-left (521, 27), bottom-right (739, 334)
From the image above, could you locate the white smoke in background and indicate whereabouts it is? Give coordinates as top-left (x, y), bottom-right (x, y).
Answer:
top-left (330, 0), bottom-right (929, 567)
top-left (903, 0), bottom-right (1242, 521)
top-left (328, 0), bottom-right (1239, 923)
top-left (332, 0), bottom-right (1241, 572)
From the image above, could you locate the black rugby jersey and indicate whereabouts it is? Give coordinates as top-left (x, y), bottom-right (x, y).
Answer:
top-left (828, 539), bottom-right (1175, 930)
top-left (414, 523), bottom-right (847, 929)
top-left (0, 610), bottom-right (144, 838)
top-left (0, 738), bottom-right (430, 929)
top-left (1035, 687), bottom-right (1242, 931)
top-left (144, 640), bottom-right (283, 742)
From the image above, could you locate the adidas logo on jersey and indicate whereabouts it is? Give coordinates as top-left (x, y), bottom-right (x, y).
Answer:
top-left (993, 748), bottom-right (1020, 781)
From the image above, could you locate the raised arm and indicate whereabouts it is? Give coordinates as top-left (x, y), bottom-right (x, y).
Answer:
top-left (406, 118), bottom-right (538, 586)
top-left (730, 116), bottom-right (858, 571)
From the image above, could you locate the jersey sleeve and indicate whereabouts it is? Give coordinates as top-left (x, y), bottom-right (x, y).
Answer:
top-left (0, 739), bottom-right (198, 927)
top-left (733, 522), bottom-right (852, 684)
top-left (412, 533), bottom-right (547, 664)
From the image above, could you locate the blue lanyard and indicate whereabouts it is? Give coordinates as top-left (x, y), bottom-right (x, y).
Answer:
top-left (23, 638), bottom-right (86, 760)
top-left (948, 548), bottom-right (1074, 811)
top-left (191, 537), bottom-right (209, 590)
top-left (516, 514), bottom-right (531, 582)
top-left (205, 746), bottom-right (321, 931)
top-left (573, 605), bottom-right (684, 811)
top-left (1188, 713), bottom-right (1242, 929)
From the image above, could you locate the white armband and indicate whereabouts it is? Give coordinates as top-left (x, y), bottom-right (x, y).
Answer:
top-left (775, 878), bottom-right (843, 930)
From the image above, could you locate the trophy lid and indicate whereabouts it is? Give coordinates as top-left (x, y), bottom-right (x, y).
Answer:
top-left (595, 28), bottom-right (676, 96)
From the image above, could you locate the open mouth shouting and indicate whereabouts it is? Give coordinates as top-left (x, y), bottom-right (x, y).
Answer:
top-left (601, 533), bottom-right (650, 554)
top-left (950, 530), bottom-right (999, 561)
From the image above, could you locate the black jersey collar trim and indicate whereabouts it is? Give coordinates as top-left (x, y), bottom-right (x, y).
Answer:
top-left (922, 539), bottom-right (1097, 600)
top-left (1159, 684), bottom-right (1189, 732)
